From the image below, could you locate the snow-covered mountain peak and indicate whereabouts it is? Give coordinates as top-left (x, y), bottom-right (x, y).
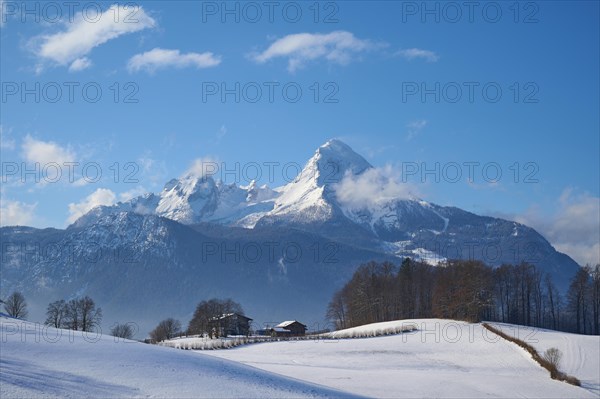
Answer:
top-left (304, 139), bottom-right (373, 186)
top-left (156, 174), bottom-right (219, 224)
top-left (72, 139), bottom-right (414, 229)
top-left (264, 139), bottom-right (371, 220)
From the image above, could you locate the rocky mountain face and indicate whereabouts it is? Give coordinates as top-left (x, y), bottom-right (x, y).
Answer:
top-left (0, 140), bottom-right (581, 336)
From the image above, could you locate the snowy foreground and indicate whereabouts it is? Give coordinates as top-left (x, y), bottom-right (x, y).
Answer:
top-left (489, 322), bottom-right (600, 395)
top-left (204, 319), bottom-right (599, 398)
top-left (1, 317), bottom-right (598, 398)
top-left (0, 316), bottom-right (356, 398)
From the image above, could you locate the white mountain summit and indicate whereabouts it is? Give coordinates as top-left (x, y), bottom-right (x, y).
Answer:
top-left (74, 140), bottom-right (452, 246)
top-left (76, 139), bottom-right (378, 227)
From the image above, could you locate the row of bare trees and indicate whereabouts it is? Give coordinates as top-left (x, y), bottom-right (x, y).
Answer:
top-left (327, 259), bottom-right (600, 335)
top-left (568, 265), bottom-right (600, 334)
top-left (4, 293), bottom-right (134, 338)
top-left (45, 297), bottom-right (103, 332)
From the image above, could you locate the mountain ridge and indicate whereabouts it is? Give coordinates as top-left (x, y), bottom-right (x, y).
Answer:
top-left (0, 139), bottom-right (582, 335)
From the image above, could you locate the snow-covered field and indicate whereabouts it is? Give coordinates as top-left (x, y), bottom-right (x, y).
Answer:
top-left (2, 316), bottom-right (598, 398)
top-left (0, 316), bottom-right (357, 398)
top-left (204, 319), bottom-right (598, 398)
top-left (488, 322), bottom-right (600, 395)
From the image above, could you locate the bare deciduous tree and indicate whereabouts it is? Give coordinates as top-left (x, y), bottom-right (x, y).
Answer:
top-left (591, 264), bottom-right (600, 335)
top-left (45, 299), bottom-right (67, 328)
top-left (111, 323), bottom-right (135, 339)
top-left (545, 274), bottom-right (560, 330)
top-left (150, 318), bottom-right (182, 342)
top-left (3, 291), bottom-right (28, 319)
top-left (568, 266), bottom-right (590, 334)
top-left (79, 296), bottom-right (102, 332)
top-left (543, 347), bottom-right (563, 369)
top-left (326, 290), bottom-right (348, 330)
top-left (62, 297), bottom-right (102, 332)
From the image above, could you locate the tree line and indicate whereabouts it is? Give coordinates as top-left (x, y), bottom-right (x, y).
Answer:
top-left (2, 292), bottom-right (245, 342)
top-left (327, 259), bottom-right (600, 335)
top-left (45, 297), bottom-right (103, 332)
top-left (1, 292), bottom-right (133, 340)
top-left (46, 296), bottom-right (135, 338)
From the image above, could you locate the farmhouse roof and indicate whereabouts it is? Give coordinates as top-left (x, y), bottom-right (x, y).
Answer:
top-left (275, 320), bottom-right (305, 328)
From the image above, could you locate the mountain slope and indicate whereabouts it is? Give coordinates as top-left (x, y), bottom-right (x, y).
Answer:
top-left (1, 212), bottom-right (395, 336)
top-left (73, 140), bottom-right (575, 278)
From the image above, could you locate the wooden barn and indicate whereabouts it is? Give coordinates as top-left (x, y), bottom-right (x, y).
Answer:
top-left (270, 320), bottom-right (307, 337)
top-left (208, 313), bottom-right (252, 337)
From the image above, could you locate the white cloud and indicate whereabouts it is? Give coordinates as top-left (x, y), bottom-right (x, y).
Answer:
top-left (335, 166), bottom-right (420, 209)
top-left (127, 48), bottom-right (221, 73)
top-left (396, 48), bottom-right (439, 62)
top-left (185, 157), bottom-right (220, 179)
top-left (0, 200), bottom-right (37, 226)
top-left (71, 177), bottom-right (91, 187)
top-left (67, 188), bottom-right (116, 224)
top-left (0, 125), bottom-right (15, 150)
top-left (68, 57), bottom-right (92, 72)
top-left (512, 188), bottom-right (600, 266)
top-left (21, 134), bottom-right (76, 165)
top-left (554, 242), bottom-right (600, 268)
top-left (119, 186), bottom-right (148, 202)
top-left (30, 4), bottom-right (155, 71)
top-left (251, 31), bottom-right (382, 72)
top-left (406, 119), bottom-right (427, 141)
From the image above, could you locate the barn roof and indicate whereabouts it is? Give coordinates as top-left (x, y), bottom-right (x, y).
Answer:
top-left (275, 320), bottom-right (306, 328)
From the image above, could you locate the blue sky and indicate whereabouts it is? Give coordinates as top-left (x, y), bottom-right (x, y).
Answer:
top-left (1, 1), bottom-right (598, 265)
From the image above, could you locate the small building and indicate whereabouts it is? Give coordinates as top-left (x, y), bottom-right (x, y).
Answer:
top-left (208, 313), bottom-right (252, 337)
top-left (270, 320), bottom-right (307, 337)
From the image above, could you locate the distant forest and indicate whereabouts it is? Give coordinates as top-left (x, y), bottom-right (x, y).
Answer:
top-left (327, 259), bottom-right (600, 335)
